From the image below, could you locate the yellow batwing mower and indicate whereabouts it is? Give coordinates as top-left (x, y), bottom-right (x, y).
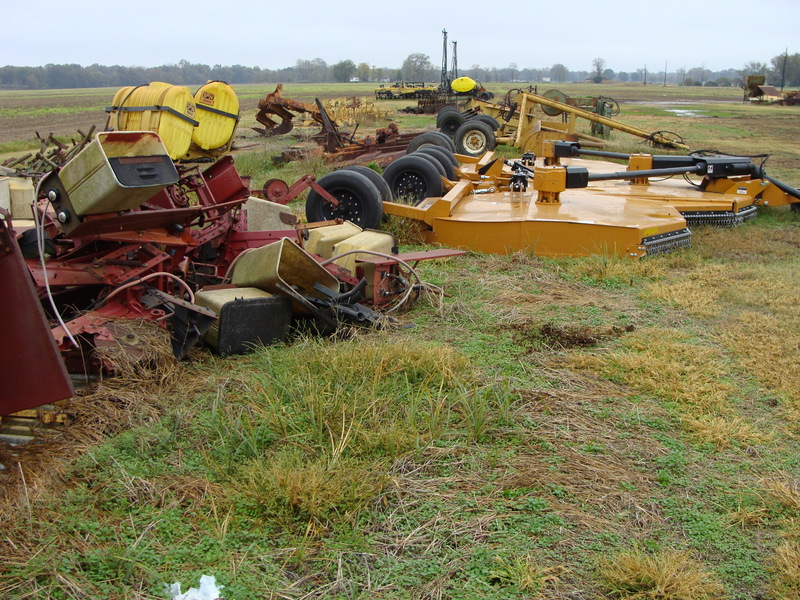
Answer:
top-left (543, 141), bottom-right (800, 226)
top-left (305, 141), bottom-right (799, 258)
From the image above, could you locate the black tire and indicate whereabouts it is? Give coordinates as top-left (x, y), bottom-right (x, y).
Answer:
top-left (437, 111), bottom-right (465, 136)
top-left (413, 146), bottom-right (457, 180)
top-left (382, 155), bottom-right (444, 204)
top-left (437, 106), bottom-right (460, 117)
top-left (305, 170), bottom-right (383, 229)
top-left (410, 151), bottom-right (447, 178)
top-left (406, 131), bottom-right (456, 155)
top-left (340, 165), bottom-right (393, 202)
top-left (791, 202), bottom-right (800, 214)
top-left (473, 114), bottom-right (501, 132)
top-left (417, 143), bottom-right (459, 167)
top-left (454, 119), bottom-right (497, 157)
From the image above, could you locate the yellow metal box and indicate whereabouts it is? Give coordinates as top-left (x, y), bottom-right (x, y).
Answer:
top-left (58, 131), bottom-right (178, 216)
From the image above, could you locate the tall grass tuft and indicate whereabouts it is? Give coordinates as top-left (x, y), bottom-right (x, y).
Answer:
top-left (599, 549), bottom-right (725, 600)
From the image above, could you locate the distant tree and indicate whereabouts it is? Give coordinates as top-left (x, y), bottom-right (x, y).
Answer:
top-left (332, 60), bottom-right (356, 82)
top-left (769, 52), bottom-right (800, 86)
top-left (715, 77), bottom-right (732, 87)
top-left (688, 66), bottom-right (711, 85)
top-left (356, 62), bottom-right (371, 82)
top-left (401, 53), bottom-right (434, 81)
top-left (602, 68), bottom-right (615, 80)
top-left (550, 63), bottom-right (568, 83)
top-left (618, 71), bottom-right (629, 82)
top-left (592, 57), bottom-right (606, 83)
top-left (740, 61), bottom-right (768, 77)
top-left (509, 62), bottom-right (518, 81)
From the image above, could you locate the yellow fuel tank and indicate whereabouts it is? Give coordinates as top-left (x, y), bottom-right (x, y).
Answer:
top-left (106, 82), bottom-right (198, 160)
top-left (192, 81), bottom-right (240, 151)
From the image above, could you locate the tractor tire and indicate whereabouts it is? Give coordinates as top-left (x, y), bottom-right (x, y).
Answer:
top-left (437, 110), bottom-right (465, 136)
top-left (382, 154), bottom-right (444, 204)
top-left (411, 151), bottom-right (447, 178)
top-left (454, 119), bottom-right (497, 157)
top-left (305, 170), bottom-right (383, 229)
top-left (406, 131), bottom-right (456, 154)
top-left (792, 202), bottom-right (800, 214)
top-left (473, 114), bottom-right (501, 132)
top-left (340, 165), bottom-right (393, 203)
top-left (413, 146), bottom-right (457, 180)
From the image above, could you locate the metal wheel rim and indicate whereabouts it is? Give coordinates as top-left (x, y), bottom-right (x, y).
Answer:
top-left (463, 131), bottom-right (488, 154)
top-left (392, 171), bottom-right (428, 203)
top-left (318, 188), bottom-right (365, 223)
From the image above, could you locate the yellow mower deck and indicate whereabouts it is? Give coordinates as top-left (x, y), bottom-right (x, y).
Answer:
top-left (383, 175), bottom-right (690, 258)
top-left (560, 157), bottom-right (759, 226)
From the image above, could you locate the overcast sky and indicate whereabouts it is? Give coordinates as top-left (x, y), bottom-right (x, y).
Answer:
top-left (1, 0), bottom-right (796, 74)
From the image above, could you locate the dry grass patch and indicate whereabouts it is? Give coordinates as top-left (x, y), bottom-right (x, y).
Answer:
top-left (239, 450), bottom-right (388, 524)
top-left (644, 264), bottom-right (733, 319)
top-left (768, 540), bottom-right (800, 600)
top-left (716, 310), bottom-right (800, 410)
top-left (761, 475), bottom-right (800, 514)
top-left (489, 553), bottom-right (568, 594)
top-left (599, 549), bottom-right (725, 600)
top-left (680, 415), bottom-right (771, 449)
top-left (570, 327), bottom-right (736, 415)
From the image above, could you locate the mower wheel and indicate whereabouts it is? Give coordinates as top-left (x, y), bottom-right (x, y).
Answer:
top-left (305, 170), bottom-right (383, 229)
top-left (418, 143), bottom-right (459, 167)
top-left (406, 131), bottom-right (456, 154)
top-left (413, 146), bottom-right (457, 180)
top-left (792, 202), bottom-right (800, 213)
top-left (437, 106), bottom-right (461, 117)
top-left (473, 114), bottom-right (501, 132)
top-left (340, 165), bottom-right (393, 203)
top-left (454, 120), bottom-right (496, 157)
top-left (382, 154), bottom-right (444, 204)
top-left (437, 110), bottom-right (465, 136)
top-left (410, 151), bottom-right (447, 178)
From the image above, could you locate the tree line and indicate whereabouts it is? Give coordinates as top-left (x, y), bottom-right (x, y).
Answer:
top-left (1, 52), bottom-right (797, 90)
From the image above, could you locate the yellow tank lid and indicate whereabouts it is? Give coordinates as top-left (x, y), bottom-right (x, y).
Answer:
top-left (451, 77), bottom-right (477, 93)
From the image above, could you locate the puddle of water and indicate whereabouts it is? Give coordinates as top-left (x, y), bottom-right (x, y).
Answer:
top-left (665, 108), bottom-right (708, 117)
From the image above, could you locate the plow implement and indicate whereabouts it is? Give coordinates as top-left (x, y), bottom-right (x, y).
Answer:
top-left (253, 84), bottom-right (326, 136)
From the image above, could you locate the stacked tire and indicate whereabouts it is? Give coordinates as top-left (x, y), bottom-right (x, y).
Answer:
top-left (380, 132), bottom-right (461, 205)
top-left (436, 107), bottom-right (500, 158)
top-left (305, 168), bottom-right (386, 230)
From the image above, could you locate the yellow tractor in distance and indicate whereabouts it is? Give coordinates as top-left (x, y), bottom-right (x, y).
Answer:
top-left (374, 81), bottom-right (439, 100)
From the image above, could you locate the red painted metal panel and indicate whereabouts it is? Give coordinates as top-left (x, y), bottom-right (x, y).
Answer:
top-left (0, 217), bottom-right (74, 415)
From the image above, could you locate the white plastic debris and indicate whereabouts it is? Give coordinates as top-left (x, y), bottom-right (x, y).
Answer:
top-left (167, 575), bottom-right (224, 600)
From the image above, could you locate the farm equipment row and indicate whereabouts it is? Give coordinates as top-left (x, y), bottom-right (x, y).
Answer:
top-left (3, 78), bottom-right (799, 422)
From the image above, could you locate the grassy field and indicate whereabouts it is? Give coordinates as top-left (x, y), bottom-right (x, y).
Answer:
top-left (1, 83), bottom-right (800, 600)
